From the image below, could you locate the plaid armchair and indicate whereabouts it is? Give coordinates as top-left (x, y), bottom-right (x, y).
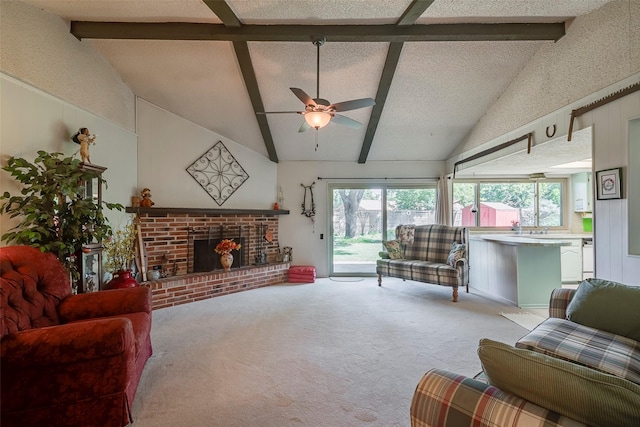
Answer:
top-left (410, 286), bottom-right (640, 426)
top-left (377, 224), bottom-right (469, 302)
top-left (411, 369), bottom-right (586, 427)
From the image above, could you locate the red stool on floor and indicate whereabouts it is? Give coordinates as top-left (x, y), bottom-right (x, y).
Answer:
top-left (288, 265), bottom-right (316, 283)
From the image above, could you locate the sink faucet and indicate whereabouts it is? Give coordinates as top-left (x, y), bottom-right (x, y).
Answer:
top-left (530, 228), bottom-right (549, 235)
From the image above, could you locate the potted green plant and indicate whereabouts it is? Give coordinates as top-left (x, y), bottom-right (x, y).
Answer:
top-left (0, 150), bottom-right (123, 283)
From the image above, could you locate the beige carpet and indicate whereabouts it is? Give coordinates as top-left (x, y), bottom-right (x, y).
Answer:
top-left (132, 277), bottom-right (533, 427)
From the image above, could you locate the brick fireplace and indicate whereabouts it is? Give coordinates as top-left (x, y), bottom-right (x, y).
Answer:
top-left (126, 207), bottom-right (290, 310)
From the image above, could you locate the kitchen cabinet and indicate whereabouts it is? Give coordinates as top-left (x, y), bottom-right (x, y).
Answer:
top-left (560, 239), bottom-right (582, 283)
top-left (573, 172), bottom-right (592, 212)
top-left (469, 235), bottom-right (569, 308)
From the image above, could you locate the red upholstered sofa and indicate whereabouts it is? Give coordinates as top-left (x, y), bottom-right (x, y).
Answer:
top-left (0, 246), bottom-right (153, 427)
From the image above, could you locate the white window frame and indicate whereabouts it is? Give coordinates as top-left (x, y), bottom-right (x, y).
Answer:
top-left (451, 178), bottom-right (569, 231)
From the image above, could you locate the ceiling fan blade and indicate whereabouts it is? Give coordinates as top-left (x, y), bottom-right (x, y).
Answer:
top-left (330, 98), bottom-right (375, 112)
top-left (298, 121), bottom-right (312, 132)
top-left (256, 111), bottom-right (303, 114)
top-left (290, 88), bottom-right (317, 107)
top-left (331, 114), bottom-right (363, 129)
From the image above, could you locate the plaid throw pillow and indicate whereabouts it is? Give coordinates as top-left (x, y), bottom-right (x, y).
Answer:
top-left (382, 240), bottom-right (404, 260)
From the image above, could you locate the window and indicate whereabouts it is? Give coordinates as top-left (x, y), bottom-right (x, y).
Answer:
top-left (386, 188), bottom-right (438, 236)
top-left (330, 184), bottom-right (436, 275)
top-left (452, 179), bottom-right (564, 229)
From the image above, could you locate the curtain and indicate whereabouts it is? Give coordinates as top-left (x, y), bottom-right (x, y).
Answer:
top-left (436, 175), bottom-right (452, 226)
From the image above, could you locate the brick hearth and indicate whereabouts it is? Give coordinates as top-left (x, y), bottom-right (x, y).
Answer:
top-left (127, 207), bottom-right (290, 309)
top-left (145, 262), bottom-right (290, 310)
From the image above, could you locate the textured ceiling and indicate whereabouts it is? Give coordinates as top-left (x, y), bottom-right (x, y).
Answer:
top-left (21, 0), bottom-right (611, 169)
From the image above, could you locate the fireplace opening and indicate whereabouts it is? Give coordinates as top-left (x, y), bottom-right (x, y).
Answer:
top-left (193, 237), bottom-right (245, 272)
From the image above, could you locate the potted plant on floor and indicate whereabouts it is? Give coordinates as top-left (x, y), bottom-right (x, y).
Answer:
top-left (1, 150), bottom-right (123, 286)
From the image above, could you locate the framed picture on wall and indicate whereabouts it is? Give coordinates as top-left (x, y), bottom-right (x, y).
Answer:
top-left (596, 167), bottom-right (622, 200)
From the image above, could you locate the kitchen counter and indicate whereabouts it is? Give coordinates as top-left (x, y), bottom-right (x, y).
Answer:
top-left (475, 235), bottom-right (573, 247)
top-left (469, 235), bottom-right (567, 308)
top-left (508, 233), bottom-right (591, 239)
top-left (470, 232), bottom-right (591, 239)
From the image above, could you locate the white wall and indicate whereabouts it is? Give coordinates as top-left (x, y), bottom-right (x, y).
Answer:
top-left (0, 0), bottom-right (138, 239)
top-left (0, 73), bottom-right (138, 238)
top-left (0, 0), bottom-right (135, 132)
top-left (136, 98), bottom-right (277, 209)
top-left (589, 92), bottom-right (640, 284)
top-left (277, 160), bottom-right (444, 277)
top-left (629, 118), bottom-right (640, 257)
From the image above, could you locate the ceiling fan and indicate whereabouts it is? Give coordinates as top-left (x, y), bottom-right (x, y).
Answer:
top-left (258, 37), bottom-right (376, 133)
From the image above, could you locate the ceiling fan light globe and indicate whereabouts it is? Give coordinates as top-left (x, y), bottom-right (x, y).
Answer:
top-left (305, 111), bottom-right (331, 129)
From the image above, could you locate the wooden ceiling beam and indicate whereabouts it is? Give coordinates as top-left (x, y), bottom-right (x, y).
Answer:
top-left (358, 0), bottom-right (435, 163)
top-left (397, 0), bottom-right (436, 26)
top-left (202, 0), bottom-right (242, 27)
top-left (233, 41), bottom-right (279, 163)
top-left (358, 42), bottom-right (403, 164)
top-left (70, 22), bottom-right (565, 42)
top-left (202, 1), bottom-right (279, 163)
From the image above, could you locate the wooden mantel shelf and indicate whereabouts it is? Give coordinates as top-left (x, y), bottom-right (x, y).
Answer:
top-left (125, 207), bottom-right (290, 216)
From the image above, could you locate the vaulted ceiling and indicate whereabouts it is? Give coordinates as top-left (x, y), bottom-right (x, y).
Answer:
top-left (21, 0), bottom-right (611, 165)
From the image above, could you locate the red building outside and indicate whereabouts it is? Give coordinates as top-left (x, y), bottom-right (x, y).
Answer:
top-left (461, 202), bottom-right (519, 227)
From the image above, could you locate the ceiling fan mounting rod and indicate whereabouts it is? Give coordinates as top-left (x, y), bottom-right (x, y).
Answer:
top-left (313, 37), bottom-right (326, 100)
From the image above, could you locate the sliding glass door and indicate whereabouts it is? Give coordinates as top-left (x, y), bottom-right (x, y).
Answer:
top-left (330, 184), bottom-right (437, 276)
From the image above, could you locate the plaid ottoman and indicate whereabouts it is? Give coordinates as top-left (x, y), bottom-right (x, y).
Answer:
top-left (288, 265), bottom-right (316, 283)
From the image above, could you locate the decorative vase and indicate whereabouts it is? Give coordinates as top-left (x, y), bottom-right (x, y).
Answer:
top-left (220, 252), bottom-right (233, 271)
top-left (108, 270), bottom-right (139, 289)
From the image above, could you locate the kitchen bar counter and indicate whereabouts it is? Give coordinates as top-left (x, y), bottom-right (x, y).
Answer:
top-left (478, 235), bottom-right (573, 247)
top-left (470, 235), bottom-right (570, 308)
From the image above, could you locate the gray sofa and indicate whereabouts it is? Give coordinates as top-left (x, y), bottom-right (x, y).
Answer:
top-left (410, 279), bottom-right (640, 427)
top-left (376, 224), bottom-right (469, 302)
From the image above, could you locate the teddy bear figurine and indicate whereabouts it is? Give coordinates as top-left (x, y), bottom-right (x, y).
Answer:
top-left (140, 188), bottom-right (155, 208)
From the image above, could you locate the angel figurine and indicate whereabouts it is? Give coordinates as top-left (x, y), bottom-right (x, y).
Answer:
top-left (72, 127), bottom-right (96, 164)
